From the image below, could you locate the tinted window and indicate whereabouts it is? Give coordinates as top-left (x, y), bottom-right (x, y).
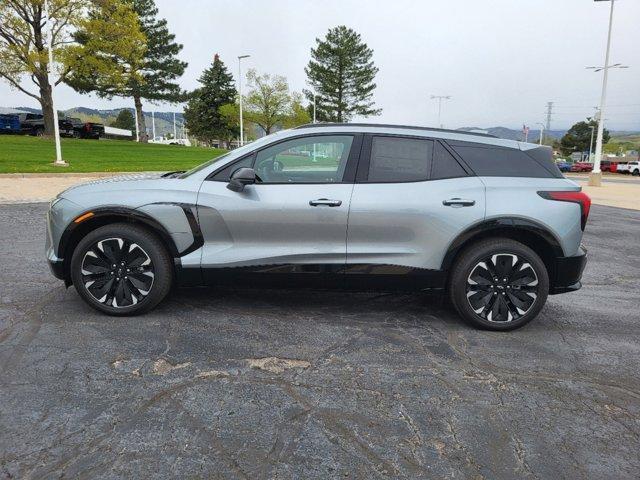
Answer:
top-left (211, 155), bottom-right (253, 181)
top-left (431, 142), bottom-right (468, 179)
top-left (255, 135), bottom-right (353, 184)
top-left (368, 137), bottom-right (432, 182)
top-left (448, 141), bottom-right (555, 178)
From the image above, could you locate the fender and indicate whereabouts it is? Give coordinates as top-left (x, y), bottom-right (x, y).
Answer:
top-left (57, 204), bottom-right (203, 261)
top-left (440, 217), bottom-right (564, 272)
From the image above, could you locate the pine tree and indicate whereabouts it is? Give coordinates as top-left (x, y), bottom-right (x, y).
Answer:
top-left (183, 54), bottom-right (237, 144)
top-left (66, 0), bottom-right (186, 142)
top-left (110, 109), bottom-right (136, 132)
top-left (304, 26), bottom-right (381, 122)
top-left (129, 0), bottom-right (187, 141)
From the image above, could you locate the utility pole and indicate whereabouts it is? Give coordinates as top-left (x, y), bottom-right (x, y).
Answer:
top-left (543, 101), bottom-right (554, 145)
top-left (44, 0), bottom-right (67, 166)
top-left (152, 111), bottom-right (156, 141)
top-left (430, 95), bottom-right (451, 128)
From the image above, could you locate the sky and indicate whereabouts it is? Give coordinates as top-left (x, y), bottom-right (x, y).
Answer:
top-left (1, 0), bottom-right (639, 131)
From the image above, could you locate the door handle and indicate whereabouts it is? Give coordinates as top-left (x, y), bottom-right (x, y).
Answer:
top-left (309, 198), bottom-right (342, 207)
top-left (442, 198), bottom-right (476, 207)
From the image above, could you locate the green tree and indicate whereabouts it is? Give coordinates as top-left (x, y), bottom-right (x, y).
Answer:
top-left (243, 69), bottom-right (309, 135)
top-left (304, 25), bottom-right (381, 122)
top-left (64, 0), bottom-right (147, 101)
top-left (66, 0), bottom-right (186, 142)
top-left (110, 108), bottom-right (136, 132)
top-left (183, 54), bottom-right (237, 145)
top-left (0, 0), bottom-right (84, 135)
top-left (560, 119), bottom-right (610, 156)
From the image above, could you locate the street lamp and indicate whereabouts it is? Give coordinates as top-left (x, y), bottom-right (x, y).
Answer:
top-left (588, 0), bottom-right (628, 186)
top-left (588, 125), bottom-right (596, 161)
top-left (238, 54), bottom-right (250, 146)
top-left (44, 0), bottom-right (66, 166)
top-left (536, 123), bottom-right (545, 146)
top-left (430, 95), bottom-right (451, 128)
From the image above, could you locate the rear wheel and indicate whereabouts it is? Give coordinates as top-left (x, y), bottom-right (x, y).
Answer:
top-left (70, 223), bottom-right (173, 315)
top-left (449, 238), bottom-right (549, 331)
top-left (633, 169), bottom-right (639, 176)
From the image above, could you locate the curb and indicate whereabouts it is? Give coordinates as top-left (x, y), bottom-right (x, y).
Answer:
top-left (0, 171), bottom-right (164, 179)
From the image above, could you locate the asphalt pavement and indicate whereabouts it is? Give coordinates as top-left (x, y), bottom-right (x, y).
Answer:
top-left (1, 203), bottom-right (639, 479)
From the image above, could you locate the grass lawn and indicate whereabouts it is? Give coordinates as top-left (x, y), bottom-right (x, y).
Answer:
top-left (0, 135), bottom-right (227, 173)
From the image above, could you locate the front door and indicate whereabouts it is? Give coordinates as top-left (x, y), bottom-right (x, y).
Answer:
top-left (197, 134), bottom-right (361, 287)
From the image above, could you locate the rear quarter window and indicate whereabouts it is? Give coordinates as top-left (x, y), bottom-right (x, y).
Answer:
top-left (447, 141), bottom-right (560, 178)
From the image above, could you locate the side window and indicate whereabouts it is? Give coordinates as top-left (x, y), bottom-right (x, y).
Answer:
top-left (254, 135), bottom-right (353, 184)
top-left (448, 141), bottom-right (555, 178)
top-left (431, 142), bottom-right (468, 179)
top-left (210, 155), bottom-right (254, 181)
top-left (368, 136), bottom-right (432, 182)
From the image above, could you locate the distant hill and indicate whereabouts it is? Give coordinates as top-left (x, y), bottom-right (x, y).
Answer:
top-left (15, 106), bottom-right (185, 138)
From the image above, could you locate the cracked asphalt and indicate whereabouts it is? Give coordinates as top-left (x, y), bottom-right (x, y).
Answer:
top-left (1, 203), bottom-right (639, 479)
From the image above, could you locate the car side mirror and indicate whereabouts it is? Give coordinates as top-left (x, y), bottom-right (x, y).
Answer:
top-left (227, 167), bottom-right (256, 192)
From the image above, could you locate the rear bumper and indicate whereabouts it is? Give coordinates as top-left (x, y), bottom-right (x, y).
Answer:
top-left (549, 246), bottom-right (587, 295)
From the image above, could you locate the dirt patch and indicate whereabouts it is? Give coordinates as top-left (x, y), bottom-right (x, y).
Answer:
top-left (246, 357), bottom-right (311, 373)
top-left (152, 358), bottom-right (191, 375)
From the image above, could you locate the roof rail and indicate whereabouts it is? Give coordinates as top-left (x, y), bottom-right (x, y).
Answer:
top-left (293, 122), bottom-right (497, 138)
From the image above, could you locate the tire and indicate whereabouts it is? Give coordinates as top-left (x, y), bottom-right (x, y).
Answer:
top-left (448, 238), bottom-right (549, 331)
top-left (34, 127), bottom-right (44, 137)
top-left (70, 223), bottom-right (173, 316)
top-left (633, 169), bottom-right (639, 176)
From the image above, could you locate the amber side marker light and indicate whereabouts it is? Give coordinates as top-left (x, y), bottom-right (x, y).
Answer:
top-left (74, 212), bottom-right (94, 223)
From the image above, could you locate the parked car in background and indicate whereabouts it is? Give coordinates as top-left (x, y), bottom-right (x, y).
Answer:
top-left (617, 161), bottom-right (639, 175)
top-left (68, 118), bottom-right (105, 139)
top-left (555, 160), bottom-right (572, 172)
top-left (599, 160), bottom-right (618, 173)
top-left (0, 114), bottom-right (20, 134)
top-left (17, 113), bottom-right (74, 137)
top-left (46, 123), bottom-right (589, 331)
top-left (570, 162), bottom-right (593, 172)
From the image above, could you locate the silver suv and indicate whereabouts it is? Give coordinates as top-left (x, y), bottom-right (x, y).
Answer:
top-left (46, 124), bottom-right (589, 330)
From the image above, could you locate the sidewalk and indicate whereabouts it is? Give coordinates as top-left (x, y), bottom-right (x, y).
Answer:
top-left (0, 172), bottom-right (638, 210)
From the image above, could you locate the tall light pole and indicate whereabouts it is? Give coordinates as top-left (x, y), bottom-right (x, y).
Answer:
top-left (536, 123), bottom-right (545, 146)
top-left (44, 0), bottom-right (66, 166)
top-left (238, 54), bottom-right (250, 146)
top-left (313, 90), bottom-right (317, 123)
top-left (151, 111), bottom-right (156, 141)
top-left (588, 0), bottom-right (628, 186)
top-left (173, 112), bottom-right (177, 140)
top-left (134, 106), bottom-right (140, 142)
top-left (588, 125), bottom-right (596, 161)
top-left (430, 95), bottom-right (451, 128)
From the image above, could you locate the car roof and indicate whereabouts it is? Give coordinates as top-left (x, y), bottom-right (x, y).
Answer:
top-left (292, 123), bottom-right (524, 149)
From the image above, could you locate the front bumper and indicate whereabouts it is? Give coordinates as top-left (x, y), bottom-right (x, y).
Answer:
top-left (549, 246), bottom-right (587, 295)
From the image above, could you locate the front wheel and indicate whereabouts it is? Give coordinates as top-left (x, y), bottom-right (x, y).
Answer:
top-left (70, 223), bottom-right (173, 315)
top-left (449, 238), bottom-right (549, 331)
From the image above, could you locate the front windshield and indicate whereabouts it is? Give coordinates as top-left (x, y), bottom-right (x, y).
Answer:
top-left (180, 131), bottom-right (288, 178)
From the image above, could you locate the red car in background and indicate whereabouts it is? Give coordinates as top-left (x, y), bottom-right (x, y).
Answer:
top-left (570, 162), bottom-right (594, 172)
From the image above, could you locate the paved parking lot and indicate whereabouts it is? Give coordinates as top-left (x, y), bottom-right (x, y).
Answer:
top-left (1, 203), bottom-right (639, 479)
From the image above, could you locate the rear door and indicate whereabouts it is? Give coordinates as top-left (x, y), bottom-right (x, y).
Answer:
top-left (197, 134), bottom-right (361, 286)
top-left (346, 135), bottom-right (486, 288)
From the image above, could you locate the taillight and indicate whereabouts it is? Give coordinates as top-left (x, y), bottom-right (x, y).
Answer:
top-left (538, 191), bottom-right (591, 230)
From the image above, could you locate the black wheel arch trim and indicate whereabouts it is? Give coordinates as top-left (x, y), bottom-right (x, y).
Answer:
top-left (57, 203), bottom-right (203, 276)
top-left (441, 217), bottom-right (565, 273)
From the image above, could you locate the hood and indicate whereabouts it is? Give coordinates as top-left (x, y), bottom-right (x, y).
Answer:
top-left (60, 172), bottom-right (165, 195)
